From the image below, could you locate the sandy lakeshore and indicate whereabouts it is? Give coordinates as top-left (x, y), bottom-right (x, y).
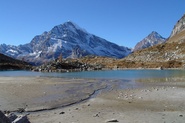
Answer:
top-left (0, 77), bottom-right (107, 112)
top-left (0, 77), bottom-right (185, 123)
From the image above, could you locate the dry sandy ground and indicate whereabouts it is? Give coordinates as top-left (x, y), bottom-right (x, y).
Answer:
top-left (0, 77), bottom-right (106, 112)
top-left (0, 77), bottom-right (185, 123)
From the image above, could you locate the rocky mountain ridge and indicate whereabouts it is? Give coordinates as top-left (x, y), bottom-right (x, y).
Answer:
top-left (170, 14), bottom-right (185, 38)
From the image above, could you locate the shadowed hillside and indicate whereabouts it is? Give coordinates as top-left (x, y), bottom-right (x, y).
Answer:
top-left (0, 53), bottom-right (31, 70)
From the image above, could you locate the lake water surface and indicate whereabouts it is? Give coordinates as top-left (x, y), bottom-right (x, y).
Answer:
top-left (0, 69), bottom-right (185, 80)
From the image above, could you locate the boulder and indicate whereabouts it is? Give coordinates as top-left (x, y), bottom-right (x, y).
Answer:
top-left (12, 115), bottom-right (30, 123)
top-left (0, 110), bottom-right (30, 123)
top-left (0, 111), bottom-right (11, 123)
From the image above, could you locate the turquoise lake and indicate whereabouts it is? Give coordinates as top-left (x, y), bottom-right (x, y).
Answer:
top-left (0, 70), bottom-right (185, 80)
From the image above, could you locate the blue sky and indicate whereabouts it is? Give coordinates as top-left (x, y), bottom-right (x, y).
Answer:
top-left (0, 0), bottom-right (185, 48)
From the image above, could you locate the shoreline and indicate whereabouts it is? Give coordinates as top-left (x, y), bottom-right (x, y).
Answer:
top-left (33, 67), bottom-right (185, 72)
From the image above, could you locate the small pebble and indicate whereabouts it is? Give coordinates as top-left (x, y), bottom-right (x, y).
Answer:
top-left (179, 115), bottom-right (183, 117)
top-left (59, 112), bottom-right (65, 114)
top-left (106, 119), bottom-right (119, 122)
top-left (93, 114), bottom-right (99, 117)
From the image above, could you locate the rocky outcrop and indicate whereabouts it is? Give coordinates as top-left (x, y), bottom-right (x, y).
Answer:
top-left (32, 56), bottom-right (105, 72)
top-left (32, 55), bottom-right (119, 72)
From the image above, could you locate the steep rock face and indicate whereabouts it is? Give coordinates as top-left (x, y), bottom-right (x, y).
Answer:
top-left (120, 13), bottom-right (185, 68)
top-left (170, 14), bottom-right (185, 38)
top-left (133, 31), bottom-right (166, 51)
top-left (0, 21), bottom-right (131, 65)
top-left (167, 14), bottom-right (185, 43)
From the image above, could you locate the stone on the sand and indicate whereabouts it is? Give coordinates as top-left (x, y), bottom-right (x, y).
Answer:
top-left (59, 112), bottom-right (65, 114)
top-left (179, 114), bottom-right (183, 117)
top-left (7, 113), bottom-right (17, 122)
top-left (0, 110), bottom-right (30, 123)
top-left (12, 115), bottom-right (30, 123)
top-left (106, 119), bottom-right (119, 122)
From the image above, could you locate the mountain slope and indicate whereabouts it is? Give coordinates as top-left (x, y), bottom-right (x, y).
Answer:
top-left (0, 21), bottom-right (131, 65)
top-left (133, 31), bottom-right (166, 51)
top-left (167, 14), bottom-right (185, 43)
top-left (0, 53), bottom-right (31, 70)
top-left (170, 14), bottom-right (185, 39)
top-left (116, 13), bottom-right (185, 68)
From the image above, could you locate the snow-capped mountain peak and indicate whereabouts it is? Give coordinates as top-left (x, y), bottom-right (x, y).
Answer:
top-left (0, 21), bottom-right (131, 65)
top-left (64, 21), bottom-right (88, 33)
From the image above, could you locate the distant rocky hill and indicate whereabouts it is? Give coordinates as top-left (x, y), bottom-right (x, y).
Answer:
top-left (0, 53), bottom-right (31, 70)
top-left (116, 13), bottom-right (185, 69)
top-left (0, 21), bottom-right (131, 65)
top-left (133, 31), bottom-right (166, 51)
